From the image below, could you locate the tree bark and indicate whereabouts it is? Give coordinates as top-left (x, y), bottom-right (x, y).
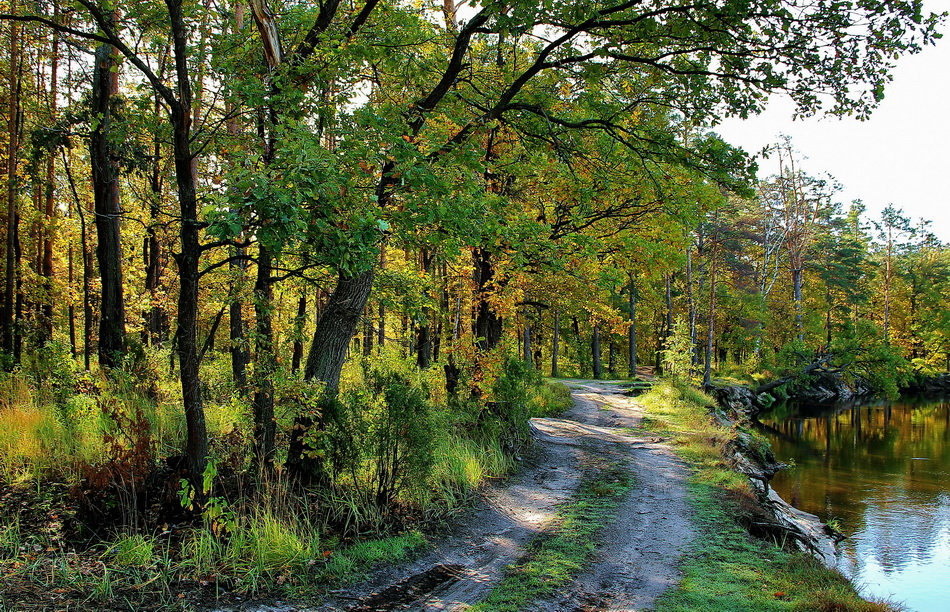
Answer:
top-left (704, 250), bottom-right (717, 388)
top-left (38, 20), bottom-right (58, 346)
top-left (686, 247), bottom-right (698, 366)
top-left (252, 246), bottom-right (276, 466)
top-left (416, 248), bottom-right (434, 368)
top-left (792, 265), bottom-right (803, 342)
top-left (303, 267), bottom-right (375, 393)
top-left (591, 322), bottom-right (602, 379)
top-left (522, 319), bottom-right (532, 367)
top-left (2, 10), bottom-right (21, 359)
top-left (473, 247), bottom-right (503, 352)
top-left (627, 274), bottom-right (637, 377)
top-left (551, 309), bottom-right (560, 378)
top-left (292, 292), bottom-right (307, 372)
top-left (90, 33), bottom-right (126, 369)
top-left (144, 87), bottom-right (168, 345)
top-left (167, 0), bottom-right (208, 484)
top-left (290, 267), bottom-right (375, 479)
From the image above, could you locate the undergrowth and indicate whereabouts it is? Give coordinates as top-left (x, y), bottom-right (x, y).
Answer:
top-left (0, 348), bottom-right (569, 607)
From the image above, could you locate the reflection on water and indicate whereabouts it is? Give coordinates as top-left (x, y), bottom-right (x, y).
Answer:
top-left (759, 398), bottom-right (950, 612)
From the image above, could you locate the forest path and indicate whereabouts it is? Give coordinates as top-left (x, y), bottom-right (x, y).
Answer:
top-left (248, 380), bottom-right (694, 612)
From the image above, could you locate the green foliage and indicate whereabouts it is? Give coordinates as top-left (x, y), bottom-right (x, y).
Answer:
top-left (21, 341), bottom-right (79, 406)
top-left (321, 358), bottom-right (436, 519)
top-left (662, 317), bottom-right (695, 381)
top-left (529, 381), bottom-right (573, 418)
top-left (487, 357), bottom-right (542, 449)
top-left (182, 509), bottom-right (322, 592)
top-left (105, 534), bottom-right (157, 568)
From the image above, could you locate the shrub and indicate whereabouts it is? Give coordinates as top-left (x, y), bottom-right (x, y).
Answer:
top-left (314, 359), bottom-right (435, 529)
top-left (486, 357), bottom-right (540, 450)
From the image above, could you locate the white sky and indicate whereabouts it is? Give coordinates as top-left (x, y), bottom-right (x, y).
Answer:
top-left (715, 0), bottom-right (950, 243)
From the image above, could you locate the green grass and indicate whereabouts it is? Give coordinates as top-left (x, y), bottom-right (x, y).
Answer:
top-left (529, 381), bottom-right (573, 417)
top-left (639, 380), bottom-right (897, 612)
top-left (470, 463), bottom-right (633, 612)
top-left (656, 481), bottom-right (893, 612)
top-left (318, 530), bottom-right (428, 584)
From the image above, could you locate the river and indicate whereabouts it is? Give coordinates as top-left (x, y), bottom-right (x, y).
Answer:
top-left (758, 397), bottom-right (950, 612)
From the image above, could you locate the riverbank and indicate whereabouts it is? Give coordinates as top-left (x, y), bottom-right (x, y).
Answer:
top-left (636, 380), bottom-right (895, 612)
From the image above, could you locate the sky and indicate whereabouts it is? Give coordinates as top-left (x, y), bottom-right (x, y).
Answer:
top-left (715, 0), bottom-right (950, 242)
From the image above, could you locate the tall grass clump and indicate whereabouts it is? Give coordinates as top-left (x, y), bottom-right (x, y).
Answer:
top-left (183, 510), bottom-right (322, 591)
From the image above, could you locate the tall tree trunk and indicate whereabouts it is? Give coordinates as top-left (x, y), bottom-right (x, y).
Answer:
top-left (551, 309), bottom-right (560, 378)
top-left (145, 83), bottom-right (167, 345)
top-left (252, 246), bottom-right (276, 466)
top-left (168, 0), bottom-right (208, 484)
top-left (361, 304), bottom-right (373, 357)
top-left (473, 247), bottom-right (503, 352)
top-left (687, 247), bottom-right (698, 366)
top-left (704, 254), bottom-right (717, 388)
top-left (591, 322), bottom-right (602, 379)
top-left (229, 265), bottom-right (249, 391)
top-left (883, 229), bottom-right (892, 344)
top-left (792, 262), bottom-right (803, 342)
top-left (522, 319), bottom-right (532, 367)
top-left (292, 292), bottom-right (307, 372)
top-left (225, 1), bottom-right (248, 393)
top-left (608, 340), bottom-right (616, 376)
top-left (661, 272), bottom-right (673, 372)
top-left (290, 267), bottom-right (374, 479)
top-left (416, 248), bottom-right (434, 368)
top-left (62, 151), bottom-right (92, 369)
top-left (627, 274), bottom-right (637, 377)
top-left (3, 10), bottom-right (21, 359)
top-left (67, 218), bottom-right (76, 356)
top-left (13, 212), bottom-right (21, 362)
top-left (377, 245), bottom-right (386, 347)
top-left (38, 20), bottom-right (59, 346)
top-left (91, 33), bottom-right (126, 368)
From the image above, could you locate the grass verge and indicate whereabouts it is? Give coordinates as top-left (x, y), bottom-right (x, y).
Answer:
top-left (639, 380), bottom-right (896, 612)
top-left (469, 462), bottom-right (632, 612)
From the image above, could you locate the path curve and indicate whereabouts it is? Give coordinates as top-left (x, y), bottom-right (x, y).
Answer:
top-left (240, 380), bottom-right (695, 612)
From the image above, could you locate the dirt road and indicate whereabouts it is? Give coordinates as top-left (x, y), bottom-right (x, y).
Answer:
top-left (235, 380), bottom-right (695, 612)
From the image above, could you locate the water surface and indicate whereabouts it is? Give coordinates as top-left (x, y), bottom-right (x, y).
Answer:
top-left (759, 398), bottom-right (950, 612)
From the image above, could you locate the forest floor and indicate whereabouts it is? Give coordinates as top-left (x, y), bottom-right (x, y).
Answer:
top-left (236, 380), bottom-right (696, 612)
